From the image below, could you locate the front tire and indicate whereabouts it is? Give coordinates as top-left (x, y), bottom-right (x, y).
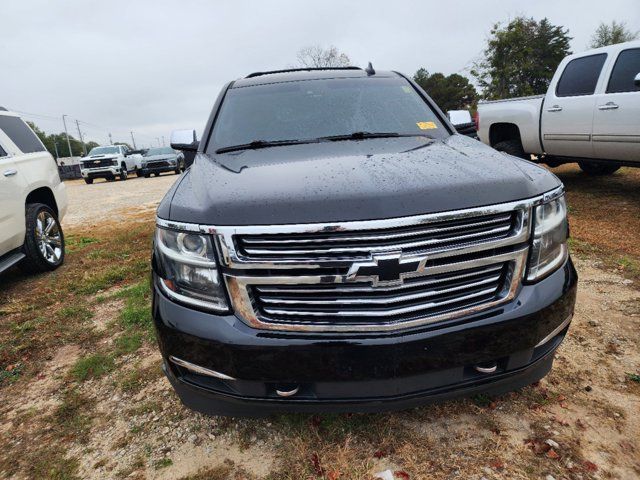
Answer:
top-left (493, 139), bottom-right (528, 160)
top-left (578, 161), bottom-right (620, 176)
top-left (120, 164), bottom-right (128, 181)
top-left (84, 178), bottom-right (93, 184)
top-left (20, 203), bottom-right (65, 273)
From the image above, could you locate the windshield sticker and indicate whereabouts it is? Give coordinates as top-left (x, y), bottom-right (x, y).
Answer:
top-left (416, 121), bottom-right (437, 130)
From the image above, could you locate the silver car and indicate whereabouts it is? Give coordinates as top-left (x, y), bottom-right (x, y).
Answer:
top-left (139, 147), bottom-right (185, 177)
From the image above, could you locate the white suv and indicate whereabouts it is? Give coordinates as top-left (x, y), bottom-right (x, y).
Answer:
top-left (0, 108), bottom-right (68, 274)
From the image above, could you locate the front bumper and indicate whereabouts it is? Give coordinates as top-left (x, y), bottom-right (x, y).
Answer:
top-left (153, 258), bottom-right (577, 416)
top-left (81, 166), bottom-right (120, 179)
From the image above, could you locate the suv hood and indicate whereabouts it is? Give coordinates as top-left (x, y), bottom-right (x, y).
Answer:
top-left (160, 135), bottom-right (561, 225)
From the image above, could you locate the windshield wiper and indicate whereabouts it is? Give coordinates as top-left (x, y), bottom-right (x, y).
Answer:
top-left (216, 138), bottom-right (316, 154)
top-left (318, 131), bottom-right (432, 142)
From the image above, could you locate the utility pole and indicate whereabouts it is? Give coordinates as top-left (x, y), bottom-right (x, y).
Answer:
top-left (108, 133), bottom-right (113, 145)
top-left (130, 131), bottom-right (137, 149)
top-left (62, 115), bottom-right (73, 158)
top-left (75, 119), bottom-right (87, 156)
top-left (53, 141), bottom-right (59, 160)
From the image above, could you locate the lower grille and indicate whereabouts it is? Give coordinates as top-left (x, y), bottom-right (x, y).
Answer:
top-left (147, 160), bottom-right (170, 167)
top-left (251, 263), bottom-right (506, 325)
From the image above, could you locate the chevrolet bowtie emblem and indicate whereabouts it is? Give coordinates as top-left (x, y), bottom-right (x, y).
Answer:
top-left (346, 251), bottom-right (427, 287)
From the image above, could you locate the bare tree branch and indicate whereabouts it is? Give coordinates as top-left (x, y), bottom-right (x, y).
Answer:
top-left (296, 45), bottom-right (351, 68)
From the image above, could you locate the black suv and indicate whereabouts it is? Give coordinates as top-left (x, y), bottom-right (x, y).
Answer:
top-left (152, 67), bottom-right (577, 416)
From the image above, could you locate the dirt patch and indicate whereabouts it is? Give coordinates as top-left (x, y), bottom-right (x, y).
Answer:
top-left (62, 175), bottom-right (177, 228)
top-left (92, 297), bottom-right (125, 332)
top-left (551, 165), bottom-right (640, 259)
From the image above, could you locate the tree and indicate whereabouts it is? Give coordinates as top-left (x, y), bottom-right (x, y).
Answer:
top-left (26, 121), bottom-right (86, 158)
top-left (296, 45), bottom-right (351, 68)
top-left (413, 69), bottom-right (478, 111)
top-left (589, 21), bottom-right (638, 48)
top-left (472, 17), bottom-right (572, 99)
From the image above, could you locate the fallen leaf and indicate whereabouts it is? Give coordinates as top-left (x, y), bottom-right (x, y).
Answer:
top-left (490, 459), bottom-right (505, 470)
top-left (394, 471), bottom-right (410, 479)
top-left (327, 470), bottom-right (340, 480)
top-left (546, 449), bottom-right (560, 459)
top-left (373, 450), bottom-right (386, 459)
top-left (583, 461), bottom-right (598, 472)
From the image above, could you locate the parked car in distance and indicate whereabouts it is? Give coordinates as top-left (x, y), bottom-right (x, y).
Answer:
top-left (139, 147), bottom-right (184, 177)
top-left (478, 40), bottom-right (640, 175)
top-left (0, 107), bottom-right (67, 274)
top-left (80, 144), bottom-right (140, 183)
top-left (153, 66), bottom-right (577, 417)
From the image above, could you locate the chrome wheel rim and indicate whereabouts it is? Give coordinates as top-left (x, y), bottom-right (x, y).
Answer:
top-left (35, 211), bottom-right (62, 264)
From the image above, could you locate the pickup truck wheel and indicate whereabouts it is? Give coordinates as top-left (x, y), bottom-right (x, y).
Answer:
top-left (84, 178), bottom-right (93, 184)
top-left (119, 164), bottom-right (128, 181)
top-left (493, 140), bottom-right (528, 160)
top-left (578, 162), bottom-right (620, 176)
top-left (20, 203), bottom-right (65, 273)
top-left (144, 173), bottom-right (150, 178)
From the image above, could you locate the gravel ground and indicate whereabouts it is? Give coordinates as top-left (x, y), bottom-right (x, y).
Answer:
top-left (62, 175), bottom-right (179, 227)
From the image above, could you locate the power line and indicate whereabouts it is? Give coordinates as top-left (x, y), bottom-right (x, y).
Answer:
top-left (9, 106), bottom-right (160, 146)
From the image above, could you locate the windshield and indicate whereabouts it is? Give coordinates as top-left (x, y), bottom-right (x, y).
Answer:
top-left (145, 147), bottom-right (174, 156)
top-left (88, 146), bottom-right (119, 156)
top-left (208, 76), bottom-right (449, 152)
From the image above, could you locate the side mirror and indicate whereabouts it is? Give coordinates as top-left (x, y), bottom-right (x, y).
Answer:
top-left (170, 129), bottom-right (199, 152)
top-left (634, 72), bottom-right (640, 88)
top-left (447, 110), bottom-right (473, 127)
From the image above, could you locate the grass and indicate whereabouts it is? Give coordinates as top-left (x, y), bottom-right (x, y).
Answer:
top-left (114, 332), bottom-right (143, 356)
top-left (154, 458), bottom-right (173, 469)
top-left (51, 389), bottom-right (95, 443)
top-left (26, 446), bottom-right (80, 480)
top-left (70, 354), bottom-right (115, 382)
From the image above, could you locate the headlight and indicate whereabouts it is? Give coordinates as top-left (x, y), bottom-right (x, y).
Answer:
top-left (112, 158), bottom-right (119, 166)
top-left (527, 194), bottom-right (568, 281)
top-left (154, 227), bottom-right (228, 312)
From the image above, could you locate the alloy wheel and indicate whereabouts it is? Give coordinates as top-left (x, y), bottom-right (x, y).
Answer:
top-left (35, 210), bottom-right (63, 264)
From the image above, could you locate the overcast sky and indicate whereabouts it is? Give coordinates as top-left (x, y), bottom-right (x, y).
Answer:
top-left (2, 0), bottom-right (638, 147)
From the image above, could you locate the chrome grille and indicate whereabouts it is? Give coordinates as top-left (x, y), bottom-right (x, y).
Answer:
top-left (252, 263), bottom-right (507, 324)
top-left (82, 158), bottom-right (115, 168)
top-left (201, 195), bottom-right (547, 332)
top-left (236, 211), bottom-right (516, 260)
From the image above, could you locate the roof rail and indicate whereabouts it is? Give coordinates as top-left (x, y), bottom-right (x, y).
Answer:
top-left (245, 66), bottom-right (362, 79)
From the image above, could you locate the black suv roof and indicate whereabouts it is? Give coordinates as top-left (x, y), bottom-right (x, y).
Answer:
top-left (233, 67), bottom-right (398, 88)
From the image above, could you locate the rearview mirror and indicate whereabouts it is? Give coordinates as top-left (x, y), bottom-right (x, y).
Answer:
top-left (170, 129), bottom-right (199, 152)
top-left (635, 72), bottom-right (640, 88)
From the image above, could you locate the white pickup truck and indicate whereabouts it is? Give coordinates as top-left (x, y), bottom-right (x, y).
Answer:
top-left (80, 144), bottom-right (142, 184)
top-left (478, 40), bottom-right (640, 175)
